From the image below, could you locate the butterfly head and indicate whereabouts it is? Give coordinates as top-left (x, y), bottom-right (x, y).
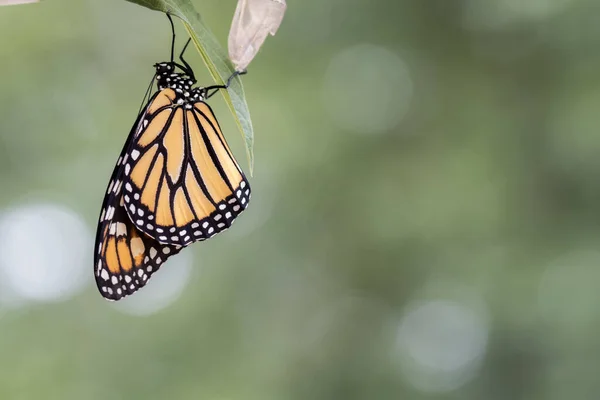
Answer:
top-left (154, 62), bottom-right (197, 94)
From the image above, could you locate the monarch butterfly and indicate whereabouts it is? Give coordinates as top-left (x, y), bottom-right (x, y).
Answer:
top-left (94, 15), bottom-right (251, 301)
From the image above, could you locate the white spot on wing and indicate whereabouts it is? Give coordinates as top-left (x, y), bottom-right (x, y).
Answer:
top-left (116, 222), bottom-right (127, 236)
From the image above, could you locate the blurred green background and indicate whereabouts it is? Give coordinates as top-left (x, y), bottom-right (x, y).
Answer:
top-left (1, 0), bottom-right (600, 398)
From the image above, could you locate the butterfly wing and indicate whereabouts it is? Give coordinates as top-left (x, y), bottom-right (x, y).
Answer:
top-left (94, 90), bottom-right (183, 301)
top-left (121, 91), bottom-right (251, 246)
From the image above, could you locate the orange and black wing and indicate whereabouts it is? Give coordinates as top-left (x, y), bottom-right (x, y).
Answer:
top-left (94, 91), bottom-right (183, 301)
top-left (121, 89), bottom-right (251, 246)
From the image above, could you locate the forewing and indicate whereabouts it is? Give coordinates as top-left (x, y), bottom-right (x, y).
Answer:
top-left (122, 98), bottom-right (251, 246)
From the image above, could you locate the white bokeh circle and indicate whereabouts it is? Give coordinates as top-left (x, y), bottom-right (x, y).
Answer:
top-left (537, 250), bottom-right (600, 329)
top-left (321, 43), bottom-right (413, 135)
top-left (395, 299), bottom-right (489, 393)
top-left (112, 250), bottom-right (194, 316)
top-left (0, 202), bottom-right (90, 303)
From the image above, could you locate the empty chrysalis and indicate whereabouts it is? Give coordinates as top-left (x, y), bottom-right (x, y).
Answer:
top-left (228, 0), bottom-right (286, 71)
top-left (0, 0), bottom-right (39, 5)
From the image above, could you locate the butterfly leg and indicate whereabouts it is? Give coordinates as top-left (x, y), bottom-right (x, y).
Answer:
top-left (179, 38), bottom-right (196, 81)
top-left (167, 13), bottom-right (176, 63)
top-left (204, 70), bottom-right (248, 98)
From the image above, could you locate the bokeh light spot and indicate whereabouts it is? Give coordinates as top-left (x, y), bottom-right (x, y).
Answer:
top-left (538, 250), bottom-right (600, 329)
top-left (0, 202), bottom-right (90, 303)
top-left (321, 43), bottom-right (413, 134)
top-left (396, 299), bottom-right (489, 393)
top-left (113, 250), bottom-right (193, 316)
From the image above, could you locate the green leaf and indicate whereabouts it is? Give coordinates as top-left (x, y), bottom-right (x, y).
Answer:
top-left (125, 0), bottom-right (254, 174)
